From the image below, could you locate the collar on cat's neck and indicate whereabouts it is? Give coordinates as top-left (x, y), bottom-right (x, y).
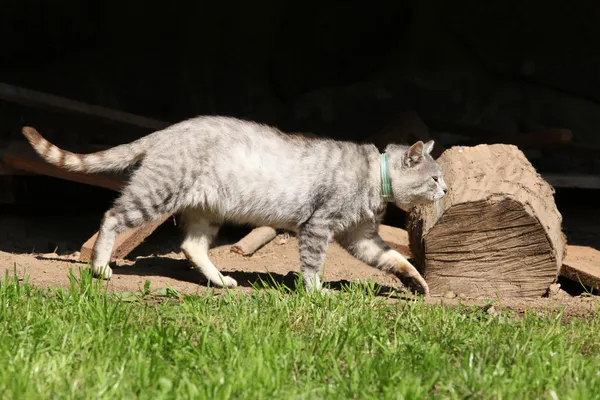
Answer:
top-left (380, 153), bottom-right (394, 202)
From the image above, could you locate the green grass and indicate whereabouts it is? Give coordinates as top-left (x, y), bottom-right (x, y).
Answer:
top-left (0, 268), bottom-right (599, 400)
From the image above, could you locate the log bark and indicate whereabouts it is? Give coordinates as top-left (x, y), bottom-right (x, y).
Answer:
top-left (231, 226), bottom-right (277, 256)
top-left (407, 144), bottom-right (567, 298)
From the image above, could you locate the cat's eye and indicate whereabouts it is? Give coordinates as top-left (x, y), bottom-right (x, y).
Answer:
top-left (432, 176), bottom-right (439, 182)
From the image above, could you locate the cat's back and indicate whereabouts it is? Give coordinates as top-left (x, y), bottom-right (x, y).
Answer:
top-left (159, 115), bottom-right (345, 158)
top-left (146, 116), bottom-right (371, 183)
top-left (152, 115), bottom-right (289, 151)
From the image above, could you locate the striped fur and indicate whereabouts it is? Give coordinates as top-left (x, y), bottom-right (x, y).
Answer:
top-left (23, 116), bottom-right (446, 294)
top-left (22, 127), bottom-right (150, 173)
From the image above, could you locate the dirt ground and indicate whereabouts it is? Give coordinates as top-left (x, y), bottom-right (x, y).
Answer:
top-left (1, 208), bottom-right (599, 319)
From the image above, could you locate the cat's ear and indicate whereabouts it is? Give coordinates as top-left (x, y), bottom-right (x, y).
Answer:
top-left (404, 141), bottom-right (424, 167)
top-left (424, 140), bottom-right (435, 155)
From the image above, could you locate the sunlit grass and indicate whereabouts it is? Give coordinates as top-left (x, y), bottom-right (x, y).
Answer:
top-left (0, 267), bottom-right (598, 399)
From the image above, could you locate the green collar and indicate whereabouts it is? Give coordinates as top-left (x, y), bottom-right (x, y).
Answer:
top-left (380, 153), bottom-right (393, 202)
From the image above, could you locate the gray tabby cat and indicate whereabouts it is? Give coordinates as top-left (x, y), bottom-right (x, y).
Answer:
top-left (22, 116), bottom-right (447, 295)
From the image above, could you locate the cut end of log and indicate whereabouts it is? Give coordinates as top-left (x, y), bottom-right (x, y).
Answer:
top-left (408, 144), bottom-right (566, 298)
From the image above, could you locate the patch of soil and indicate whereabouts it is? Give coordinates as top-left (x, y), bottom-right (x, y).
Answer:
top-left (0, 211), bottom-right (599, 318)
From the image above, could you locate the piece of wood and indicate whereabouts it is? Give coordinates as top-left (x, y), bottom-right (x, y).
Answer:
top-left (80, 215), bottom-right (171, 262)
top-left (541, 173), bottom-right (600, 190)
top-left (378, 224), bottom-right (412, 258)
top-left (560, 245), bottom-right (600, 291)
top-left (2, 142), bottom-right (126, 191)
top-left (367, 111), bottom-right (446, 158)
top-left (407, 144), bottom-right (567, 298)
top-left (0, 82), bottom-right (169, 131)
top-left (231, 227), bottom-right (278, 256)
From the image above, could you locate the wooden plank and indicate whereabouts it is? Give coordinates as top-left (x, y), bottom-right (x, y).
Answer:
top-left (542, 173), bottom-right (600, 190)
top-left (560, 245), bottom-right (600, 291)
top-left (80, 215), bottom-right (171, 262)
top-left (0, 82), bottom-right (169, 131)
top-left (2, 142), bottom-right (125, 191)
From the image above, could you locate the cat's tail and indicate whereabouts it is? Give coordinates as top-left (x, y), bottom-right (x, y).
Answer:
top-left (22, 126), bottom-right (150, 173)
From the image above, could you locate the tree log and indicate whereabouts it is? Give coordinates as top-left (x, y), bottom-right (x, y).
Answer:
top-left (407, 144), bottom-right (567, 298)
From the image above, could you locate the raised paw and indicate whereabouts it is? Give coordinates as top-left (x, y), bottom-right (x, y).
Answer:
top-left (91, 264), bottom-right (113, 280)
top-left (395, 262), bottom-right (429, 296)
top-left (413, 278), bottom-right (430, 296)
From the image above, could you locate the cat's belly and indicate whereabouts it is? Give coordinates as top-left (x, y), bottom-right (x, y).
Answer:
top-left (220, 209), bottom-right (301, 232)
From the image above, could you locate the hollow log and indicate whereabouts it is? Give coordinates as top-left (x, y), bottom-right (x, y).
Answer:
top-left (407, 144), bottom-right (567, 298)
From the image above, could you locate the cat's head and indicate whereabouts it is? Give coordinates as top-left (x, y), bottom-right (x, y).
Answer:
top-left (385, 140), bottom-right (447, 209)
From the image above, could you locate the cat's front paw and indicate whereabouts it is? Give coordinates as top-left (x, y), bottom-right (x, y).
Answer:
top-left (395, 262), bottom-right (429, 297)
top-left (318, 287), bottom-right (333, 295)
top-left (218, 275), bottom-right (238, 289)
top-left (416, 280), bottom-right (430, 296)
top-left (304, 285), bottom-right (333, 296)
top-left (91, 264), bottom-right (113, 280)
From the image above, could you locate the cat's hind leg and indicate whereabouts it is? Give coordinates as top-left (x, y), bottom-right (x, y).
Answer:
top-left (180, 211), bottom-right (237, 288)
top-left (89, 209), bottom-right (125, 279)
top-left (90, 204), bottom-right (167, 279)
top-left (90, 169), bottom-right (179, 280)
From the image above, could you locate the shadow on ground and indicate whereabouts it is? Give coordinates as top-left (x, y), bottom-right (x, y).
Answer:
top-left (47, 255), bottom-right (410, 299)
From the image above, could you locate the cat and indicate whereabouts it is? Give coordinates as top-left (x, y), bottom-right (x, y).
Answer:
top-left (22, 116), bottom-right (447, 295)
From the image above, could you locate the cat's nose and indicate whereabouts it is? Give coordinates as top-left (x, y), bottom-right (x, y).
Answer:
top-left (443, 188), bottom-right (448, 194)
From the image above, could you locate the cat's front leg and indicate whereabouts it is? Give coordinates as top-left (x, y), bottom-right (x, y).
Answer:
top-left (298, 221), bottom-right (332, 292)
top-left (337, 227), bottom-right (429, 295)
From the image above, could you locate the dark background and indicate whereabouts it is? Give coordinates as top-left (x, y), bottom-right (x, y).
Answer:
top-left (0, 0), bottom-right (598, 246)
top-left (2, 0), bottom-right (600, 145)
